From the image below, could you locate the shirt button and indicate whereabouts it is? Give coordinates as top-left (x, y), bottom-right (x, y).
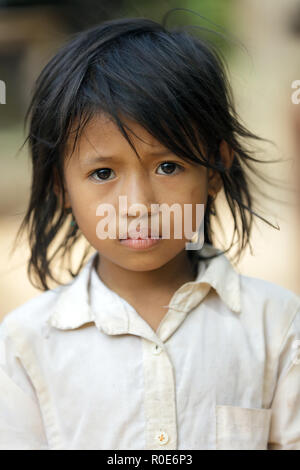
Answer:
top-left (152, 344), bottom-right (162, 355)
top-left (155, 430), bottom-right (169, 445)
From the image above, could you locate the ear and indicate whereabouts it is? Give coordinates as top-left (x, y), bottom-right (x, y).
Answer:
top-left (207, 140), bottom-right (234, 197)
top-left (53, 167), bottom-right (71, 210)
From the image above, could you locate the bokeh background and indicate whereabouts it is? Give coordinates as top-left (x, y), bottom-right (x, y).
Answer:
top-left (1, 0), bottom-right (300, 320)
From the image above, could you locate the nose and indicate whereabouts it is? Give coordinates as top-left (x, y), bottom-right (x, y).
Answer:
top-left (122, 171), bottom-right (157, 218)
top-left (117, 171), bottom-right (161, 240)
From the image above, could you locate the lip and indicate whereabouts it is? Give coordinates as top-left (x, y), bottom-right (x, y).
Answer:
top-left (119, 236), bottom-right (162, 250)
top-left (120, 231), bottom-right (161, 239)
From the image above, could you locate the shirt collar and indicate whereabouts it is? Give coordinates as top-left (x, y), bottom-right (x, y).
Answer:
top-left (48, 243), bottom-right (241, 337)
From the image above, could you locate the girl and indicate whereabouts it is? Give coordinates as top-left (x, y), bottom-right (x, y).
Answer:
top-left (1, 16), bottom-right (300, 450)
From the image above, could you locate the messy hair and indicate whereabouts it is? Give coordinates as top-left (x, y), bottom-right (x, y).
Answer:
top-left (13, 14), bottom-right (283, 290)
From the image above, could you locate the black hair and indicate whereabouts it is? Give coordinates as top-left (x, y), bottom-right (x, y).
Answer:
top-left (12, 13), bottom-right (285, 290)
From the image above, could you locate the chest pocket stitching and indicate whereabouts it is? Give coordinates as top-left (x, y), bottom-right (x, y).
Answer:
top-left (216, 404), bottom-right (272, 450)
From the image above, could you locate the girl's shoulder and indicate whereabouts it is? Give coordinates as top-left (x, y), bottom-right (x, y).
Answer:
top-left (238, 272), bottom-right (300, 345)
top-left (205, 245), bottom-right (300, 328)
top-left (202, 245), bottom-right (300, 325)
top-left (1, 253), bottom-right (97, 336)
top-left (0, 283), bottom-right (66, 340)
top-left (240, 269), bottom-right (299, 297)
top-left (239, 272), bottom-right (300, 314)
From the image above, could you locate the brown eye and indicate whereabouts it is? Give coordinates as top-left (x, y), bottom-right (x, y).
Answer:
top-left (89, 168), bottom-right (115, 183)
top-left (95, 168), bottom-right (112, 179)
top-left (156, 162), bottom-right (183, 175)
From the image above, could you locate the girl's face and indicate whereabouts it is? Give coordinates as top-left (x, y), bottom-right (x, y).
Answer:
top-left (61, 113), bottom-right (218, 273)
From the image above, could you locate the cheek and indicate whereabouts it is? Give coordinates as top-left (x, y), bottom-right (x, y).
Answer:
top-left (190, 184), bottom-right (207, 203)
top-left (160, 181), bottom-right (208, 239)
top-left (179, 168), bottom-right (207, 201)
top-left (183, 179), bottom-right (208, 235)
top-left (75, 196), bottom-right (124, 247)
top-left (179, 177), bottom-right (208, 207)
top-left (161, 173), bottom-right (207, 205)
top-left (69, 191), bottom-right (101, 241)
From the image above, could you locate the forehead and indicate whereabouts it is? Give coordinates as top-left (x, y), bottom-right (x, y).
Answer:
top-left (65, 112), bottom-right (165, 163)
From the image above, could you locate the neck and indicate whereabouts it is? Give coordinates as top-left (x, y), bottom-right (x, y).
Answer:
top-left (95, 250), bottom-right (198, 301)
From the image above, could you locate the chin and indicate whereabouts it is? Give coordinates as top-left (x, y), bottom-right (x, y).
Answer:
top-left (116, 256), bottom-right (169, 272)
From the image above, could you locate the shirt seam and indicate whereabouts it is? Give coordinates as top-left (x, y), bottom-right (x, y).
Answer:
top-left (277, 301), bottom-right (300, 359)
top-left (5, 317), bottom-right (64, 450)
top-left (270, 300), bottom-right (300, 403)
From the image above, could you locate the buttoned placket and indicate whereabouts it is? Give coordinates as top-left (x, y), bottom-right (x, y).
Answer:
top-left (144, 282), bottom-right (214, 449)
top-left (92, 280), bottom-right (212, 450)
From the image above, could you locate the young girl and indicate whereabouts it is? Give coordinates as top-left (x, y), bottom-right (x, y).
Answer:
top-left (1, 16), bottom-right (300, 450)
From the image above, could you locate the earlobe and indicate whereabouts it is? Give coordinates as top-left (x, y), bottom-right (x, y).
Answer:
top-left (53, 168), bottom-right (61, 201)
top-left (207, 140), bottom-right (234, 198)
top-left (53, 167), bottom-right (71, 210)
top-left (207, 170), bottom-right (222, 197)
top-left (63, 191), bottom-right (71, 210)
top-left (219, 139), bottom-right (234, 170)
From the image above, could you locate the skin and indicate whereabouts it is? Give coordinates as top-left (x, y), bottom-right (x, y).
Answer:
top-left (55, 113), bottom-right (233, 332)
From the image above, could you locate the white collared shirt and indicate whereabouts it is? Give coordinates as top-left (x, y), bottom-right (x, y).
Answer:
top-left (0, 243), bottom-right (300, 450)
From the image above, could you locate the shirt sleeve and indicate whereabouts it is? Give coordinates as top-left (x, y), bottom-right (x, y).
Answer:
top-left (267, 306), bottom-right (300, 450)
top-left (0, 317), bottom-right (48, 450)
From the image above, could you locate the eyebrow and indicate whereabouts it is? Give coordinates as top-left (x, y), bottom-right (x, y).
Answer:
top-left (80, 149), bottom-right (173, 166)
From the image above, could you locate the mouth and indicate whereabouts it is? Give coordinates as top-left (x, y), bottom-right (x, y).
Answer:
top-left (119, 232), bottom-right (162, 240)
top-left (118, 231), bottom-right (162, 250)
top-left (121, 236), bottom-right (162, 240)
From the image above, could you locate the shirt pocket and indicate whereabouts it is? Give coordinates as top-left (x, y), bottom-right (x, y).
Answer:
top-left (215, 404), bottom-right (272, 450)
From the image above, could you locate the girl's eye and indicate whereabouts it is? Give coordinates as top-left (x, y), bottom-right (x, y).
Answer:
top-left (89, 162), bottom-right (184, 183)
top-left (89, 168), bottom-right (115, 183)
top-left (156, 162), bottom-right (184, 175)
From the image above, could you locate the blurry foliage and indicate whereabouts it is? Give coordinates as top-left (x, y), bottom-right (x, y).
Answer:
top-left (121, 0), bottom-right (234, 55)
top-left (0, 0), bottom-right (234, 128)
top-left (1, 0), bottom-right (234, 53)
top-left (287, 0), bottom-right (300, 36)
